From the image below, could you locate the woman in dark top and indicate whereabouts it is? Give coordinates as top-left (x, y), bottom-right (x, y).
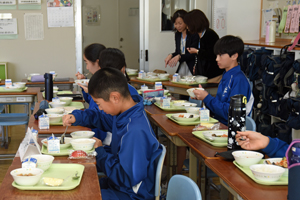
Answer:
top-left (164, 9), bottom-right (199, 76)
top-left (185, 9), bottom-right (224, 79)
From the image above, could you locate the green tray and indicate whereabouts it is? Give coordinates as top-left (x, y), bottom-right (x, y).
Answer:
top-left (50, 121), bottom-right (63, 126)
top-left (57, 91), bottom-right (73, 94)
top-left (171, 81), bottom-right (197, 85)
top-left (154, 102), bottom-right (186, 111)
top-left (49, 102), bottom-right (84, 110)
top-left (233, 160), bottom-right (288, 185)
top-left (41, 144), bottom-right (95, 156)
top-left (166, 114), bottom-right (218, 126)
top-left (192, 131), bottom-right (227, 147)
top-left (0, 87), bottom-right (28, 92)
top-left (12, 164), bottom-right (85, 190)
top-left (137, 77), bottom-right (169, 82)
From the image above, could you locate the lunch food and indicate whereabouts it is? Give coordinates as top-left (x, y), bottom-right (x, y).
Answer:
top-left (211, 134), bottom-right (227, 137)
top-left (266, 157), bottom-right (287, 168)
top-left (17, 173), bottom-right (34, 176)
top-left (70, 150), bottom-right (88, 159)
top-left (43, 177), bottom-right (64, 186)
top-left (178, 114), bottom-right (194, 118)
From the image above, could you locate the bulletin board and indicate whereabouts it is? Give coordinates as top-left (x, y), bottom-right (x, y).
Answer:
top-left (0, 62), bottom-right (7, 80)
top-left (260, 0), bottom-right (296, 42)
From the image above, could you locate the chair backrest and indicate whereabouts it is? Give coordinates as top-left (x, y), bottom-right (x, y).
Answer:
top-left (155, 144), bottom-right (166, 200)
top-left (166, 175), bottom-right (202, 200)
top-left (246, 116), bottom-right (256, 131)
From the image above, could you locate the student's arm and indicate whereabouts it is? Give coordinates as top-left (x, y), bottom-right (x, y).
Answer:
top-left (262, 137), bottom-right (289, 158)
top-left (81, 88), bottom-right (91, 104)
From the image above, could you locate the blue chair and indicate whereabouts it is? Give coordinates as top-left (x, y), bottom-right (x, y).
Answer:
top-left (155, 144), bottom-right (166, 200)
top-left (246, 116), bottom-right (256, 131)
top-left (166, 175), bottom-right (202, 200)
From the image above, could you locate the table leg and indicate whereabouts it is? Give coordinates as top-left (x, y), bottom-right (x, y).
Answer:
top-left (189, 149), bottom-right (197, 183)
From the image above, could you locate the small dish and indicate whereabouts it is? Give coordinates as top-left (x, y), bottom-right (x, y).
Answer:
top-left (171, 113), bottom-right (200, 122)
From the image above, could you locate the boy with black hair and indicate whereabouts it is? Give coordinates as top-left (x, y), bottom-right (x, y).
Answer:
top-left (193, 35), bottom-right (254, 125)
top-left (64, 68), bottom-right (162, 200)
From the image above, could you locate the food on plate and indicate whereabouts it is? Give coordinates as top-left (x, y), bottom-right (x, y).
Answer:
top-left (211, 133), bottom-right (227, 137)
top-left (70, 150), bottom-right (88, 158)
top-left (178, 114), bottom-right (194, 118)
top-left (43, 177), bottom-right (64, 186)
top-left (17, 173), bottom-right (34, 176)
top-left (266, 157), bottom-right (288, 168)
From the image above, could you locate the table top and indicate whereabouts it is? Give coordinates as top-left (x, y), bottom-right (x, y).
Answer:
top-left (130, 77), bottom-right (156, 85)
top-left (21, 78), bottom-right (75, 85)
top-left (0, 87), bottom-right (40, 96)
top-left (0, 163), bottom-right (101, 200)
top-left (205, 159), bottom-right (288, 200)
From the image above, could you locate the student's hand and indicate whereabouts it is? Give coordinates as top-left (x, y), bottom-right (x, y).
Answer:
top-left (187, 47), bottom-right (198, 54)
top-left (168, 55), bottom-right (180, 68)
top-left (93, 137), bottom-right (103, 148)
top-left (165, 54), bottom-right (173, 67)
top-left (193, 85), bottom-right (208, 100)
top-left (75, 72), bottom-right (85, 79)
top-left (236, 131), bottom-right (270, 150)
top-left (77, 83), bottom-right (88, 93)
top-left (62, 114), bottom-right (75, 126)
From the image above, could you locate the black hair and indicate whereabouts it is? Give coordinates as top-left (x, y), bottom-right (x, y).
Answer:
top-left (214, 35), bottom-right (244, 61)
top-left (88, 68), bottom-right (131, 101)
top-left (84, 43), bottom-right (106, 63)
top-left (171, 9), bottom-right (187, 24)
top-left (98, 48), bottom-right (130, 82)
top-left (184, 9), bottom-right (209, 34)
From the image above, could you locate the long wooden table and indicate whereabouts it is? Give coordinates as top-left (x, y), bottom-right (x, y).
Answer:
top-left (205, 159), bottom-right (288, 200)
top-left (22, 78), bottom-right (75, 91)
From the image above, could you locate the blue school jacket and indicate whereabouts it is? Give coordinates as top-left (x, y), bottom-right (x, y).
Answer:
top-left (72, 94), bottom-right (162, 199)
top-left (77, 84), bottom-right (138, 141)
top-left (203, 65), bottom-right (254, 125)
top-left (262, 137), bottom-right (288, 158)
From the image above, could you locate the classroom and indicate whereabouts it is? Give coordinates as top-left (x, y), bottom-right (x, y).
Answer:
top-left (0, 0), bottom-right (298, 199)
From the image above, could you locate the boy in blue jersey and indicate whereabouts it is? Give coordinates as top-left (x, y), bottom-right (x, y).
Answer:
top-left (193, 35), bottom-right (254, 125)
top-left (236, 131), bottom-right (287, 158)
top-left (64, 68), bottom-right (162, 200)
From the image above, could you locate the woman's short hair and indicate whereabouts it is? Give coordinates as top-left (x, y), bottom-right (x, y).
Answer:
top-left (184, 9), bottom-right (209, 34)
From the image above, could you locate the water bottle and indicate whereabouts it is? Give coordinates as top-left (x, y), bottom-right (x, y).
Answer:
top-left (291, 144), bottom-right (300, 164)
top-left (227, 94), bottom-right (247, 150)
top-left (44, 73), bottom-right (53, 101)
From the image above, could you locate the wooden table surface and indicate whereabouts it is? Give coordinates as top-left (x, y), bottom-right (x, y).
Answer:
top-left (205, 159), bottom-right (288, 200)
top-left (0, 163), bottom-right (101, 200)
top-left (22, 78), bottom-right (75, 85)
top-left (0, 87), bottom-right (40, 96)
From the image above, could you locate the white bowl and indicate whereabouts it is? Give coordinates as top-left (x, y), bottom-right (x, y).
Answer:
top-left (185, 107), bottom-right (200, 114)
top-left (70, 138), bottom-right (96, 151)
top-left (70, 131), bottom-right (95, 139)
top-left (232, 151), bottom-right (264, 167)
top-left (171, 100), bottom-right (187, 104)
top-left (75, 79), bottom-right (89, 87)
top-left (58, 97), bottom-right (73, 106)
top-left (53, 86), bottom-right (59, 91)
top-left (164, 90), bottom-right (169, 95)
top-left (250, 164), bottom-right (285, 182)
top-left (158, 73), bottom-right (169, 79)
top-left (126, 68), bottom-right (138, 74)
top-left (30, 154), bottom-right (54, 171)
top-left (13, 82), bottom-right (26, 88)
top-left (49, 101), bottom-right (66, 108)
top-left (195, 75), bottom-right (208, 83)
top-left (63, 106), bottom-right (77, 114)
top-left (41, 137), bottom-right (72, 149)
top-left (45, 108), bottom-right (64, 114)
top-left (146, 72), bottom-right (157, 76)
top-left (171, 113), bottom-right (200, 122)
top-left (10, 168), bottom-right (44, 186)
top-left (173, 102), bottom-right (197, 109)
top-left (264, 158), bottom-right (288, 177)
top-left (47, 114), bottom-right (63, 124)
top-left (186, 88), bottom-right (204, 98)
top-left (202, 130), bottom-right (228, 143)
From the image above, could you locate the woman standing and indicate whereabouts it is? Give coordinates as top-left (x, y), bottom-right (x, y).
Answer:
top-left (185, 9), bottom-right (224, 79)
top-left (165, 9), bottom-right (199, 76)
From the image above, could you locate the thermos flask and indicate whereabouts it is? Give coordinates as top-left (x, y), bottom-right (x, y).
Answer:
top-left (44, 73), bottom-right (53, 101)
top-left (227, 94), bottom-right (247, 150)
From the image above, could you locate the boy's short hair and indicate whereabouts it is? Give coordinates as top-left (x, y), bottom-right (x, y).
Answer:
top-left (184, 9), bottom-right (209, 34)
top-left (214, 35), bottom-right (244, 61)
top-left (88, 68), bottom-right (131, 101)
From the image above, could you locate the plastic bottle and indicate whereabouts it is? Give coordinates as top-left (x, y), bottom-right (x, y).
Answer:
top-left (291, 143), bottom-right (300, 164)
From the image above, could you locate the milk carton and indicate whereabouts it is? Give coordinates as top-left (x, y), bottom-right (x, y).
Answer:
top-left (5, 79), bottom-right (12, 88)
top-left (200, 107), bottom-right (210, 122)
top-left (172, 73), bottom-right (179, 82)
top-left (155, 82), bottom-right (162, 90)
top-left (138, 70), bottom-right (145, 79)
top-left (39, 114), bottom-right (49, 129)
top-left (161, 97), bottom-right (171, 108)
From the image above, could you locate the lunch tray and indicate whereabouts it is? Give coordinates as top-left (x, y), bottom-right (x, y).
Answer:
top-left (0, 87), bottom-right (28, 93)
top-left (192, 131), bottom-right (227, 147)
top-left (49, 102), bottom-right (84, 110)
top-left (233, 160), bottom-right (288, 185)
top-left (171, 81), bottom-right (197, 85)
top-left (136, 77), bottom-right (169, 82)
top-left (41, 145), bottom-right (95, 156)
top-left (12, 164), bottom-right (85, 190)
top-left (57, 91), bottom-right (73, 94)
top-left (166, 114), bottom-right (218, 126)
top-left (154, 102), bottom-right (186, 111)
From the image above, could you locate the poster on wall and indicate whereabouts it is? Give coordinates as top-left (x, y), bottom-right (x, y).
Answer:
top-left (47, 0), bottom-right (74, 27)
top-left (18, 0), bottom-right (41, 9)
top-left (213, 0), bottom-right (228, 38)
top-left (0, 0), bottom-right (16, 10)
top-left (24, 13), bottom-right (44, 40)
top-left (83, 6), bottom-right (100, 26)
top-left (0, 18), bottom-right (17, 35)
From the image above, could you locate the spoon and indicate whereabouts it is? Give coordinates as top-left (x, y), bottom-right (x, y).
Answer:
top-left (73, 171), bottom-right (80, 180)
top-left (60, 125), bottom-right (68, 144)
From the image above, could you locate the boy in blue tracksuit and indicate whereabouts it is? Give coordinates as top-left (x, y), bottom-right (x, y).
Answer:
top-left (236, 131), bottom-right (288, 158)
top-left (193, 35), bottom-right (254, 125)
top-left (64, 68), bottom-right (162, 200)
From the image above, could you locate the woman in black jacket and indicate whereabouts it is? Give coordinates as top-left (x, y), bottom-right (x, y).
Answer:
top-left (185, 9), bottom-right (224, 79)
top-left (164, 9), bottom-right (199, 76)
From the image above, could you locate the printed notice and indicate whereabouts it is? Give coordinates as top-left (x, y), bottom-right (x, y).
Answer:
top-left (0, 0), bottom-right (16, 5)
top-left (18, 0), bottom-right (40, 4)
top-left (214, 7), bottom-right (227, 37)
top-left (0, 18), bottom-right (17, 35)
top-left (24, 13), bottom-right (44, 40)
